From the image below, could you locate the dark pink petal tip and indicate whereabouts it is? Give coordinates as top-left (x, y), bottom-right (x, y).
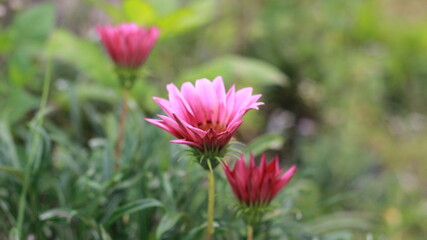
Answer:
top-left (223, 153), bottom-right (296, 206)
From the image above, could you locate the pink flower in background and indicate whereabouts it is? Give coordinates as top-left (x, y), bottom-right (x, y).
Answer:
top-left (96, 23), bottom-right (160, 69)
top-left (224, 154), bottom-right (297, 206)
top-left (145, 77), bottom-right (263, 152)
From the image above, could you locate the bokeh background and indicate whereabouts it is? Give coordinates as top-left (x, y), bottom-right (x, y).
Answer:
top-left (1, 0), bottom-right (427, 239)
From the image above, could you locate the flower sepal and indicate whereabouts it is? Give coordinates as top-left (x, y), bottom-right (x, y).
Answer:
top-left (235, 202), bottom-right (272, 226)
top-left (188, 145), bottom-right (228, 170)
top-left (116, 67), bottom-right (139, 90)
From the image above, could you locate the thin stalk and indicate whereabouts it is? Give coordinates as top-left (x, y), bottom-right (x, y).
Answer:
top-left (114, 89), bottom-right (129, 169)
top-left (206, 167), bottom-right (215, 240)
top-left (16, 55), bottom-right (52, 238)
top-left (247, 225), bottom-right (254, 240)
top-left (31, 188), bottom-right (43, 239)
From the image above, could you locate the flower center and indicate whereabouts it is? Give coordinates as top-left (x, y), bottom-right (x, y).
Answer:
top-left (197, 120), bottom-right (226, 132)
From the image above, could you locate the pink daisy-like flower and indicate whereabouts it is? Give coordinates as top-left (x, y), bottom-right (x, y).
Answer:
top-left (96, 23), bottom-right (160, 69)
top-left (145, 77), bottom-right (263, 169)
top-left (224, 154), bottom-right (297, 206)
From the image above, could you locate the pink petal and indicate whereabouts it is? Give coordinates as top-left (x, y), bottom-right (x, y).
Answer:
top-left (170, 139), bottom-right (201, 148)
top-left (96, 23), bottom-right (160, 68)
top-left (146, 77), bottom-right (263, 150)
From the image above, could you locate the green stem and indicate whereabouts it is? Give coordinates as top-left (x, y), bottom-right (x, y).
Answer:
top-left (206, 168), bottom-right (215, 240)
top-left (247, 225), bottom-right (254, 240)
top-left (16, 55), bottom-right (52, 238)
top-left (31, 187), bottom-right (43, 239)
top-left (114, 89), bottom-right (129, 170)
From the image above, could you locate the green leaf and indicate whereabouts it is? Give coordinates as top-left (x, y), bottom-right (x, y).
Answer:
top-left (39, 208), bottom-right (78, 222)
top-left (0, 87), bottom-right (39, 124)
top-left (7, 50), bottom-right (38, 85)
top-left (149, 0), bottom-right (178, 16)
top-left (48, 30), bottom-right (116, 86)
top-left (76, 83), bottom-right (119, 103)
top-left (84, 0), bottom-right (122, 22)
top-left (104, 198), bottom-right (163, 226)
top-left (0, 121), bottom-right (19, 167)
top-left (156, 9), bottom-right (193, 36)
top-left (6, 3), bottom-right (54, 85)
top-left (156, 0), bottom-right (215, 36)
top-left (244, 133), bottom-right (284, 156)
top-left (156, 212), bottom-right (182, 239)
top-left (123, 0), bottom-right (157, 25)
top-left (178, 55), bottom-right (288, 88)
top-left (303, 212), bottom-right (372, 234)
top-left (0, 31), bottom-right (11, 53)
top-left (99, 225), bottom-right (113, 240)
top-left (322, 231), bottom-right (353, 240)
top-left (10, 2), bottom-right (54, 46)
top-left (0, 166), bottom-right (24, 181)
top-left (183, 223), bottom-right (206, 240)
top-left (53, 82), bottom-right (119, 112)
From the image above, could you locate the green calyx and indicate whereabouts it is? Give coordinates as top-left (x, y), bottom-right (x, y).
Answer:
top-left (116, 67), bottom-right (139, 90)
top-left (236, 203), bottom-right (271, 226)
top-left (190, 146), bottom-right (227, 171)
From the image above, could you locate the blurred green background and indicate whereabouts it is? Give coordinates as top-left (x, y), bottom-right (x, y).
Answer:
top-left (1, 0), bottom-right (427, 239)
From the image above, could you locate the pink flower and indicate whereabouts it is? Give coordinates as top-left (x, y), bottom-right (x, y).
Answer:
top-left (96, 23), bottom-right (160, 69)
top-left (145, 77), bottom-right (263, 167)
top-left (224, 154), bottom-right (297, 206)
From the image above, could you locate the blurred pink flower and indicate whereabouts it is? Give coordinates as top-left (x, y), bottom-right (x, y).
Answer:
top-left (146, 77), bottom-right (263, 153)
top-left (224, 154), bottom-right (297, 206)
top-left (96, 23), bottom-right (160, 69)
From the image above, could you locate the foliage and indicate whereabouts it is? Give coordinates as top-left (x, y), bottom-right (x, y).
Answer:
top-left (1, 0), bottom-right (427, 239)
